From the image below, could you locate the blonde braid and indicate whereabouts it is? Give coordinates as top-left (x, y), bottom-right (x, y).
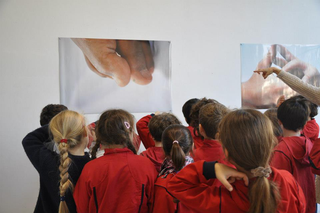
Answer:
top-left (58, 142), bottom-right (73, 213)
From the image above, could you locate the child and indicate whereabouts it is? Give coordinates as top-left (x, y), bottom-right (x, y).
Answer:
top-left (193, 103), bottom-right (230, 162)
top-left (182, 98), bottom-right (200, 145)
top-left (189, 97), bottom-right (219, 149)
top-left (22, 110), bottom-right (90, 213)
top-left (40, 104), bottom-right (68, 152)
top-left (138, 112), bottom-right (181, 172)
top-left (271, 97), bottom-right (315, 213)
top-left (167, 109), bottom-right (306, 213)
top-left (152, 125), bottom-right (195, 213)
top-left (74, 109), bottom-right (158, 213)
top-left (264, 108), bottom-right (283, 143)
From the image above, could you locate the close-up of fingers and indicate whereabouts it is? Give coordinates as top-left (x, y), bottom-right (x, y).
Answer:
top-left (273, 57), bottom-right (287, 68)
top-left (116, 40), bottom-right (152, 85)
top-left (141, 41), bottom-right (155, 74)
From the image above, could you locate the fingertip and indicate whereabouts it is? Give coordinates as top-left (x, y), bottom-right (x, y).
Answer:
top-left (228, 186), bottom-right (233, 192)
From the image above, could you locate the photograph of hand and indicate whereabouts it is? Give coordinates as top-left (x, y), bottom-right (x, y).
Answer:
top-left (59, 38), bottom-right (171, 114)
top-left (241, 44), bottom-right (320, 109)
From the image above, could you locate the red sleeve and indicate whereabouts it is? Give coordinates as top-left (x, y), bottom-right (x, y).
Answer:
top-left (270, 150), bottom-right (293, 174)
top-left (136, 115), bottom-right (155, 149)
top-left (73, 166), bottom-right (92, 213)
top-left (310, 138), bottom-right (320, 175)
top-left (302, 119), bottom-right (319, 142)
top-left (167, 161), bottom-right (221, 212)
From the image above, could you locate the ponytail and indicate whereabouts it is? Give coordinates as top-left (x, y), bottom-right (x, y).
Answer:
top-left (58, 142), bottom-right (74, 213)
top-left (170, 141), bottom-right (186, 171)
top-left (49, 110), bottom-right (86, 213)
top-left (248, 177), bottom-right (280, 213)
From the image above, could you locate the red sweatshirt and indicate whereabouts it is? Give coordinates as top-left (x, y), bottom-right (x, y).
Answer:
top-left (140, 147), bottom-right (165, 173)
top-left (302, 119), bottom-right (319, 143)
top-left (187, 126), bottom-right (204, 149)
top-left (136, 115), bottom-right (155, 149)
top-left (167, 161), bottom-right (306, 213)
top-left (193, 139), bottom-right (224, 162)
top-left (270, 136), bottom-right (315, 213)
top-left (153, 173), bottom-right (197, 213)
top-left (74, 148), bottom-right (157, 213)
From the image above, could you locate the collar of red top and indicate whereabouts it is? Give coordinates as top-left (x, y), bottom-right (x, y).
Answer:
top-left (103, 147), bottom-right (133, 156)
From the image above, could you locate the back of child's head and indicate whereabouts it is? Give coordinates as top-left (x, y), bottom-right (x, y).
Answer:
top-left (291, 95), bottom-right (318, 118)
top-left (277, 97), bottom-right (309, 132)
top-left (219, 109), bottom-right (280, 213)
top-left (199, 102), bottom-right (230, 139)
top-left (264, 108), bottom-right (283, 138)
top-left (49, 110), bottom-right (86, 213)
top-left (92, 109), bottom-right (136, 158)
top-left (40, 104), bottom-right (68, 126)
top-left (162, 124), bottom-right (193, 171)
top-left (148, 113), bottom-right (181, 142)
top-left (182, 98), bottom-right (199, 126)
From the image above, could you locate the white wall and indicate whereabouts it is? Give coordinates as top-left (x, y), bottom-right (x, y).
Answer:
top-left (1, 0), bottom-right (320, 212)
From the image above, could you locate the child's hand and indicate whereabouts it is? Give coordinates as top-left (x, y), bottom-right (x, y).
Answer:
top-left (214, 163), bottom-right (249, 192)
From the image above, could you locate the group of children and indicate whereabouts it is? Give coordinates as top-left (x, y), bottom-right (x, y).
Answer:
top-left (22, 96), bottom-right (320, 213)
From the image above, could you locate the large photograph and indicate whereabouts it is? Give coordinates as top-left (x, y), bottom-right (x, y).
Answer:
top-left (241, 44), bottom-right (320, 109)
top-left (59, 38), bottom-right (172, 114)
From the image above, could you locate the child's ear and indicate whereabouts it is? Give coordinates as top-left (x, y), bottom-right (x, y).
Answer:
top-left (215, 132), bottom-right (220, 141)
top-left (83, 126), bottom-right (88, 137)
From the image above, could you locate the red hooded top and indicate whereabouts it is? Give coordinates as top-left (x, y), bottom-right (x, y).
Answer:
top-left (74, 148), bottom-right (157, 213)
top-left (136, 115), bottom-right (155, 149)
top-left (167, 161), bottom-right (306, 213)
top-left (140, 147), bottom-right (165, 173)
top-left (187, 126), bottom-right (204, 149)
top-left (270, 136), bottom-right (315, 213)
top-left (302, 119), bottom-right (319, 143)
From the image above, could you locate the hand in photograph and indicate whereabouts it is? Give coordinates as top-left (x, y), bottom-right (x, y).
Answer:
top-left (255, 44), bottom-right (319, 82)
top-left (242, 45), bottom-right (293, 108)
top-left (72, 38), bottom-right (154, 87)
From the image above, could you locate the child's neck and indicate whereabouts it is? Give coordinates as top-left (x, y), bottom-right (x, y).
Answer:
top-left (69, 146), bottom-right (85, 156)
top-left (154, 141), bottom-right (162, 147)
top-left (282, 128), bottom-right (301, 137)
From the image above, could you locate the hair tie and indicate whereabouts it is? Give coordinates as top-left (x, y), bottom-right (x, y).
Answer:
top-left (60, 196), bottom-right (66, 201)
top-left (124, 121), bottom-right (130, 129)
top-left (60, 139), bottom-right (68, 144)
top-left (251, 166), bottom-right (272, 178)
top-left (173, 140), bottom-right (179, 144)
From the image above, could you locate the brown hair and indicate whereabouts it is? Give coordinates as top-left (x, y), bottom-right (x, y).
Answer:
top-left (199, 103), bottom-right (230, 139)
top-left (189, 98), bottom-right (219, 137)
top-left (148, 113), bottom-right (181, 142)
top-left (219, 109), bottom-right (280, 213)
top-left (264, 108), bottom-right (283, 138)
top-left (91, 109), bottom-right (136, 159)
top-left (40, 104), bottom-right (68, 126)
top-left (49, 110), bottom-right (86, 213)
top-left (162, 125), bottom-right (193, 171)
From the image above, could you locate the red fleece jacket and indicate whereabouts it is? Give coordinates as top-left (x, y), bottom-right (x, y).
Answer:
top-left (270, 136), bottom-right (315, 213)
top-left (187, 126), bottom-right (204, 149)
top-left (302, 119), bottom-right (319, 143)
top-left (136, 115), bottom-right (155, 149)
top-left (74, 148), bottom-right (157, 213)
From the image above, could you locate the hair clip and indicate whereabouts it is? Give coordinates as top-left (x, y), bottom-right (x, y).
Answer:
top-left (173, 140), bottom-right (179, 144)
top-left (124, 121), bottom-right (130, 129)
top-left (60, 139), bottom-right (68, 144)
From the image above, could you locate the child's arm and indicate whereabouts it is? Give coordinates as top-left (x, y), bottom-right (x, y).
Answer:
top-left (22, 125), bottom-right (53, 171)
top-left (167, 161), bottom-right (248, 212)
top-left (136, 114), bottom-right (155, 149)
